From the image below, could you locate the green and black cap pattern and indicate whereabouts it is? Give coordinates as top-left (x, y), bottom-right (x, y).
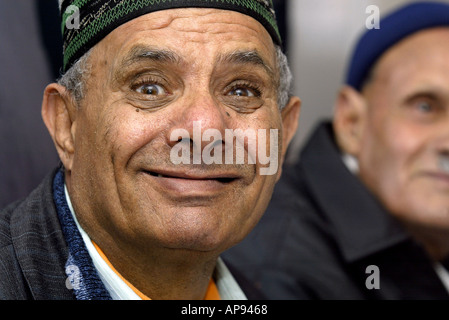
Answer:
top-left (60, 0), bottom-right (282, 72)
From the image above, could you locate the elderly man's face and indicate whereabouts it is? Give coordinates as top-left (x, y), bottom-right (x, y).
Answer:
top-left (59, 9), bottom-right (298, 254)
top-left (341, 28), bottom-right (449, 231)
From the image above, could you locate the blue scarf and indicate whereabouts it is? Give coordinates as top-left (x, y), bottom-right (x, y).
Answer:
top-left (52, 168), bottom-right (112, 300)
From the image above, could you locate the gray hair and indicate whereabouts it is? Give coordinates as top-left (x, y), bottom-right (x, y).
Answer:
top-left (275, 45), bottom-right (293, 110)
top-left (57, 48), bottom-right (92, 103)
top-left (58, 45), bottom-right (293, 110)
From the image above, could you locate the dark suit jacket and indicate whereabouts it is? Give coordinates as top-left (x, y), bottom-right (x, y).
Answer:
top-left (0, 168), bottom-right (74, 299)
top-left (0, 168), bottom-right (263, 300)
top-left (224, 121), bottom-right (449, 300)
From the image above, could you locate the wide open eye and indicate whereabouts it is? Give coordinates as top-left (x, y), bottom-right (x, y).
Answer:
top-left (135, 83), bottom-right (167, 96)
top-left (221, 81), bottom-right (265, 112)
top-left (227, 87), bottom-right (257, 97)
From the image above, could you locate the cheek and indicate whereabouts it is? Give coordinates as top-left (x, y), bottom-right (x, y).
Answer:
top-left (358, 119), bottom-right (431, 216)
top-left (258, 110), bottom-right (283, 148)
top-left (103, 107), bottom-right (167, 163)
top-left (358, 120), bottom-right (416, 195)
top-left (379, 122), bottom-right (427, 174)
top-left (71, 104), bottom-right (168, 197)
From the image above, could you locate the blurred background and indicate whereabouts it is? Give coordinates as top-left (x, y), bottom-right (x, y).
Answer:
top-left (0, 0), bottom-right (60, 209)
top-left (284, 0), bottom-right (449, 164)
top-left (1, 0), bottom-right (449, 208)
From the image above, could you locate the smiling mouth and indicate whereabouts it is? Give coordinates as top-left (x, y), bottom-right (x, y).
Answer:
top-left (145, 170), bottom-right (238, 184)
top-left (426, 172), bottom-right (449, 181)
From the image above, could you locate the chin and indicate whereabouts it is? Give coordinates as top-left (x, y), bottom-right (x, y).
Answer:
top-left (156, 226), bottom-right (231, 253)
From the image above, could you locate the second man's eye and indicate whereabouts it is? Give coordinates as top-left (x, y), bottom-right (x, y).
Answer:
top-left (135, 84), bottom-right (167, 96)
top-left (416, 101), bottom-right (433, 113)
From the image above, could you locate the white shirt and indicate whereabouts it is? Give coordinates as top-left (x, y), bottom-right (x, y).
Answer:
top-left (64, 185), bottom-right (247, 300)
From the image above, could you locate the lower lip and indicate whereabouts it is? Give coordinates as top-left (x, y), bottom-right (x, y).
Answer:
top-left (143, 172), bottom-right (235, 195)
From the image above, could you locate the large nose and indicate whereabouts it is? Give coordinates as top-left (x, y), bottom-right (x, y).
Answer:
top-left (166, 87), bottom-right (229, 157)
top-left (433, 121), bottom-right (449, 167)
top-left (438, 142), bottom-right (449, 156)
top-left (435, 120), bottom-right (449, 152)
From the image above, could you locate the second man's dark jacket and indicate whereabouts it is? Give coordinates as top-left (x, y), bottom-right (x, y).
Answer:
top-left (224, 121), bottom-right (449, 300)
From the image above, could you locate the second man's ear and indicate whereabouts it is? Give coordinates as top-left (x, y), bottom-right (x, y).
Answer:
top-left (332, 85), bottom-right (367, 157)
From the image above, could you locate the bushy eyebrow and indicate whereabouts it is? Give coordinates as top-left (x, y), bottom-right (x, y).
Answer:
top-left (217, 50), bottom-right (275, 78)
top-left (403, 85), bottom-right (449, 103)
top-left (116, 46), bottom-right (274, 80)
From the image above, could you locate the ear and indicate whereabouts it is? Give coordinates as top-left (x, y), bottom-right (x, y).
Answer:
top-left (276, 95), bottom-right (301, 181)
top-left (41, 83), bottom-right (77, 172)
top-left (333, 85), bottom-right (367, 157)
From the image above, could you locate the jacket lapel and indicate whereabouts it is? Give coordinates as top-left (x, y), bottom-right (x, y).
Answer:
top-left (10, 168), bottom-right (75, 300)
top-left (299, 122), bottom-right (449, 299)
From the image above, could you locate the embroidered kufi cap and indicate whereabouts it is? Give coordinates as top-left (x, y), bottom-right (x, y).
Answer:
top-left (59, 0), bottom-right (282, 72)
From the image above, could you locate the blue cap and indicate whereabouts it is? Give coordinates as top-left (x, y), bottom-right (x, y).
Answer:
top-left (346, 1), bottom-right (449, 91)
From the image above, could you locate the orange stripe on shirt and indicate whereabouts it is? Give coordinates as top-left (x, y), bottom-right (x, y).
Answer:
top-left (92, 241), bottom-right (151, 300)
top-left (204, 278), bottom-right (221, 300)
